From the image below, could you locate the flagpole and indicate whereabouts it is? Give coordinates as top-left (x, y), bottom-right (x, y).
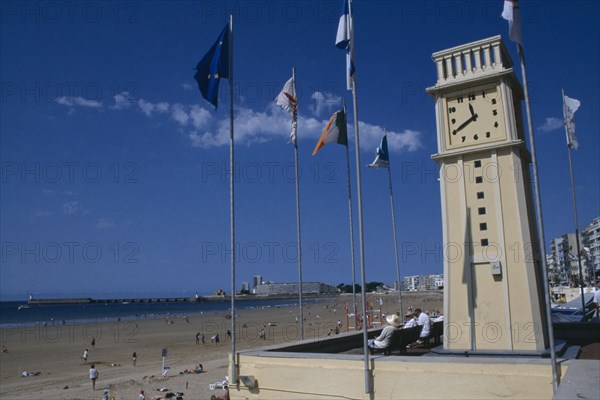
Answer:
top-left (346, 0), bottom-right (370, 394)
top-left (385, 145), bottom-right (403, 315)
top-left (292, 67), bottom-right (304, 340)
top-left (343, 100), bottom-right (358, 330)
top-left (228, 14), bottom-right (237, 385)
top-left (517, 43), bottom-right (558, 391)
top-left (562, 89), bottom-right (586, 312)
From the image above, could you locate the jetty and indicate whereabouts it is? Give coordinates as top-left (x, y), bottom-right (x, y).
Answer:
top-left (26, 293), bottom-right (337, 305)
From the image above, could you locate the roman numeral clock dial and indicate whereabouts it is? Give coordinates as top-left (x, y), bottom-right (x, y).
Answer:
top-left (445, 86), bottom-right (505, 149)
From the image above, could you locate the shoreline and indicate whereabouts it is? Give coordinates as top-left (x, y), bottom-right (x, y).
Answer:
top-left (0, 292), bottom-right (442, 400)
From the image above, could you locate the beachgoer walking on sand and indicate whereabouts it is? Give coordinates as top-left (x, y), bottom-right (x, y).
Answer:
top-left (89, 364), bottom-right (98, 390)
top-left (201, 333), bottom-right (205, 344)
top-left (132, 351), bottom-right (137, 366)
top-left (226, 330), bottom-right (231, 340)
top-left (196, 332), bottom-right (200, 344)
top-left (82, 349), bottom-right (89, 364)
top-left (91, 337), bottom-right (95, 347)
top-left (139, 389), bottom-right (146, 400)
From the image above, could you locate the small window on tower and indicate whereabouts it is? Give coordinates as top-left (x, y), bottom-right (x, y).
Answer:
top-left (474, 160), bottom-right (482, 168)
top-left (477, 192), bottom-right (485, 199)
top-left (476, 176), bottom-right (483, 184)
top-left (480, 223), bottom-right (488, 231)
top-left (481, 239), bottom-right (489, 246)
top-left (478, 207), bottom-right (486, 215)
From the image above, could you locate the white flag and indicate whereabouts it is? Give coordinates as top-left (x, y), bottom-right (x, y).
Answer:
top-left (275, 77), bottom-right (298, 144)
top-left (501, 0), bottom-right (523, 45)
top-left (563, 95), bottom-right (581, 149)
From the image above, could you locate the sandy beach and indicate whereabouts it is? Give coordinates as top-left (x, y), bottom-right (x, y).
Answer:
top-left (0, 292), bottom-right (442, 400)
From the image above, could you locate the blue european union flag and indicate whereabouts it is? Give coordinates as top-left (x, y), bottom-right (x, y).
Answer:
top-left (194, 23), bottom-right (230, 108)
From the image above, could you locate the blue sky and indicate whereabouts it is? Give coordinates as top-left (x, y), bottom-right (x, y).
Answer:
top-left (1, 1), bottom-right (598, 300)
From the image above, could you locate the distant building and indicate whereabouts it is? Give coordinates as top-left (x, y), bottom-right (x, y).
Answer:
top-left (252, 275), bottom-right (263, 293)
top-left (241, 282), bottom-right (249, 292)
top-left (254, 282), bottom-right (338, 296)
top-left (402, 274), bottom-right (443, 291)
top-left (404, 275), bottom-right (420, 291)
top-left (582, 216), bottom-right (600, 282)
top-left (548, 232), bottom-right (591, 285)
top-left (214, 288), bottom-right (226, 296)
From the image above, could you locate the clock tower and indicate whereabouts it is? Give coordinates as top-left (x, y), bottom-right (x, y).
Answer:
top-left (427, 36), bottom-right (548, 353)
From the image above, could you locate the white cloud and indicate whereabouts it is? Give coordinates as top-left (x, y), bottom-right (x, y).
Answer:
top-left (138, 99), bottom-right (170, 116)
top-left (112, 91), bottom-right (136, 110)
top-left (55, 96), bottom-right (103, 108)
top-left (310, 91), bottom-right (342, 117)
top-left (355, 122), bottom-right (423, 154)
top-left (42, 189), bottom-right (78, 196)
top-left (538, 117), bottom-right (563, 133)
top-left (62, 201), bottom-right (81, 215)
top-left (171, 103), bottom-right (189, 125)
top-left (57, 91), bottom-right (422, 153)
top-left (96, 218), bottom-right (116, 229)
top-left (182, 83), bottom-right (194, 91)
top-left (189, 105), bottom-right (212, 128)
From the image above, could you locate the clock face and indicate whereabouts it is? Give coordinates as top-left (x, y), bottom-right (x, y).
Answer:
top-left (445, 86), bottom-right (506, 149)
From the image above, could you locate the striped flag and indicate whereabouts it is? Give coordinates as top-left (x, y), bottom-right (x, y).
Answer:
top-left (275, 77), bottom-right (298, 144)
top-left (312, 109), bottom-right (348, 155)
top-left (563, 95), bottom-right (581, 150)
top-left (368, 135), bottom-right (390, 169)
top-left (501, 0), bottom-right (523, 45)
top-left (336, 0), bottom-right (355, 90)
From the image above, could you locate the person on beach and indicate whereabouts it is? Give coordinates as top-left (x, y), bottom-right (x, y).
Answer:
top-left (82, 349), bottom-right (89, 364)
top-left (139, 389), bottom-right (146, 400)
top-left (210, 387), bottom-right (230, 400)
top-left (89, 364), bottom-right (98, 390)
top-left (132, 351), bottom-right (137, 366)
top-left (367, 314), bottom-right (401, 351)
top-left (195, 332), bottom-right (200, 344)
top-left (1, 345), bottom-right (7, 353)
top-left (91, 337), bottom-right (96, 347)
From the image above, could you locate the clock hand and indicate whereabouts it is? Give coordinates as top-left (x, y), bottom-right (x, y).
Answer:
top-left (453, 115), bottom-right (476, 134)
top-left (469, 103), bottom-right (475, 117)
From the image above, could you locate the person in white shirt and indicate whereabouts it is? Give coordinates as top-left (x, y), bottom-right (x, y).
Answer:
top-left (402, 312), bottom-right (417, 329)
top-left (414, 308), bottom-right (431, 339)
top-left (593, 281), bottom-right (600, 317)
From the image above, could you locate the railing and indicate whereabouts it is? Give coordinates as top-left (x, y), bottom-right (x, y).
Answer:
top-left (432, 35), bottom-right (512, 84)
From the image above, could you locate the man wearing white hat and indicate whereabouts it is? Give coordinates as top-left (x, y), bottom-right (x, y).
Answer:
top-left (402, 311), bottom-right (417, 329)
top-left (367, 314), bottom-right (401, 351)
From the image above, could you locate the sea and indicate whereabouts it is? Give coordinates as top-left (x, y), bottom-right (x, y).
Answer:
top-left (0, 298), bottom-right (325, 328)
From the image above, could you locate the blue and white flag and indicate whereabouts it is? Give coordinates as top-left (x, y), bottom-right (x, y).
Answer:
top-left (368, 135), bottom-right (390, 169)
top-left (336, 0), bottom-right (355, 90)
top-left (194, 23), bottom-right (230, 108)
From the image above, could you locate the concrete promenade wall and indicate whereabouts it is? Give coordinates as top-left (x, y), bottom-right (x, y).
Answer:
top-left (231, 351), bottom-right (563, 400)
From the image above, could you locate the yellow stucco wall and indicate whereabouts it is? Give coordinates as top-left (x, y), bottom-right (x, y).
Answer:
top-left (231, 353), bottom-right (561, 400)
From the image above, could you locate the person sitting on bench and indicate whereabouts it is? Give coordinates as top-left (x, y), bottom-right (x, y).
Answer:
top-left (402, 311), bottom-right (417, 328)
top-left (414, 308), bottom-right (431, 343)
top-left (368, 314), bottom-right (401, 351)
